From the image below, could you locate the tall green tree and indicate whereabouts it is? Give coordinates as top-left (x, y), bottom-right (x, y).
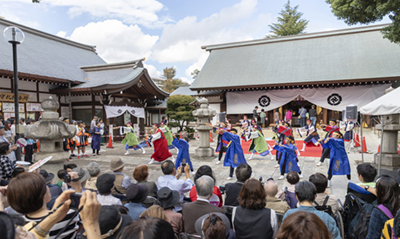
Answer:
top-left (267, 1), bottom-right (308, 38)
top-left (160, 67), bottom-right (187, 93)
top-left (326, 0), bottom-right (400, 44)
top-left (166, 95), bottom-right (195, 131)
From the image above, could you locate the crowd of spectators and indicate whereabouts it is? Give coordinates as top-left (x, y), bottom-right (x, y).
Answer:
top-left (2, 148), bottom-right (400, 239)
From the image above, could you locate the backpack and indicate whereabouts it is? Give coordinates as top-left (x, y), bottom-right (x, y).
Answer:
top-left (379, 204), bottom-right (396, 239)
top-left (343, 193), bottom-right (377, 239)
top-left (314, 196), bottom-right (335, 218)
top-left (279, 187), bottom-right (298, 209)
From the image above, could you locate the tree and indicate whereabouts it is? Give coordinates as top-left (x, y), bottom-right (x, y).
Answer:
top-left (191, 69), bottom-right (200, 79)
top-left (267, 1), bottom-right (308, 38)
top-left (159, 67), bottom-right (188, 93)
top-left (326, 0), bottom-right (400, 44)
top-left (162, 78), bottom-right (185, 93)
top-left (166, 95), bottom-right (195, 131)
top-left (162, 67), bottom-right (176, 80)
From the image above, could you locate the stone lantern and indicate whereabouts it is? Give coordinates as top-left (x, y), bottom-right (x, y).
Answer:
top-left (25, 97), bottom-right (77, 164)
top-left (192, 98), bottom-right (216, 157)
top-left (374, 114), bottom-right (400, 170)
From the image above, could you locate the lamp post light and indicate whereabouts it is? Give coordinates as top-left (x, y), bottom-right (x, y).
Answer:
top-left (3, 26), bottom-right (25, 161)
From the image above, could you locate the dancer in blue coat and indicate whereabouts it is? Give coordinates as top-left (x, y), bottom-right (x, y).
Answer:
top-left (320, 131), bottom-right (351, 187)
top-left (222, 129), bottom-right (247, 180)
top-left (173, 135), bottom-right (194, 174)
top-left (274, 135), bottom-right (302, 180)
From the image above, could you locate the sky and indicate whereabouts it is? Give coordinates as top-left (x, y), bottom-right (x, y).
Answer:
top-left (0, 0), bottom-right (391, 83)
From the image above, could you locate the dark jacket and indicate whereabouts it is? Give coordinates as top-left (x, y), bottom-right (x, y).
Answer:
top-left (225, 181), bottom-right (244, 206)
top-left (182, 199), bottom-right (224, 234)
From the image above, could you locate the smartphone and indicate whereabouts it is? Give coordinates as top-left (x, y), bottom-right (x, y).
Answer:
top-left (181, 163), bottom-right (186, 168)
top-left (69, 193), bottom-right (82, 210)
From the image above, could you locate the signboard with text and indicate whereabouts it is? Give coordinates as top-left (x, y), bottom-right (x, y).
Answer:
top-left (0, 93), bottom-right (29, 103)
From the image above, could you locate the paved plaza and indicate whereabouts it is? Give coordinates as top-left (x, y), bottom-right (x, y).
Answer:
top-left (60, 127), bottom-right (387, 203)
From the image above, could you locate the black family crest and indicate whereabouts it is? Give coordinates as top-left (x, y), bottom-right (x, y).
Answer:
top-left (327, 93), bottom-right (342, 106)
top-left (258, 95), bottom-right (271, 107)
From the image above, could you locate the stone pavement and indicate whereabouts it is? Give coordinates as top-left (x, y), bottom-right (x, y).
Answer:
top-left (58, 127), bottom-right (386, 203)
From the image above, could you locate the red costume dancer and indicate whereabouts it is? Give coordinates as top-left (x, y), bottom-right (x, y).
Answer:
top-left (149, 123), bottom-right (173, 164)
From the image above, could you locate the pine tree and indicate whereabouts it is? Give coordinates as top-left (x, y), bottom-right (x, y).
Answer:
top-left (267, 1), bottom-right (308, 38)
top-left (326, 0), bottom-right (400, 44)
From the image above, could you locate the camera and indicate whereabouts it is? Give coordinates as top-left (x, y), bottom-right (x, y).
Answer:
top-left (219, 185), bottom-right (226, 195)
top-left (64, 174), bottom-right (72, 183)
top-left (69, 193), bottom-right (82, 210)
top-left (63, 174), bottom-right (80, 183)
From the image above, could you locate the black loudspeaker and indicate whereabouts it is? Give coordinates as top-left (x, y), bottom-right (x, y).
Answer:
top-left (219, 112), bottom-right (226, 123)
top-left (346, 105), bottom-right (358, 120)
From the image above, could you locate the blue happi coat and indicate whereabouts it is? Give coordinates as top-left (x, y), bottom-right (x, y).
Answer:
top-left (173, 138), bottom-right (193, 170)
top-left (274, 144), bottom-right (301, 174)
top-left (323, 138), bottom-right (351, 175)
top-left (223, 132), bottom-right (247, 168)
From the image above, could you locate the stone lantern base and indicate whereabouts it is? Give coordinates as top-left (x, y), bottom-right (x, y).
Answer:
top-left (374, 153), bottom-right (400, 171)
top-left (195, 147), bottom-right (215, 157)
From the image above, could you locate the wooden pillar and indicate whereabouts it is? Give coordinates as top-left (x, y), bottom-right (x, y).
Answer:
top-left (323, 108), bottom-right (328, 125)
top-left (36, 82), bottom-right (40, 102)
top-left (91, 95), bottom-right (95, 117)
top-left (158, 109), bottom-right (161, 123)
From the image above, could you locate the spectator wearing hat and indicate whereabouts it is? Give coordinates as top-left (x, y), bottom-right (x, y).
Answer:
top-left (39, 169), bottom-right (62, 209)
top-left (110, 158), bottom-right (133, 195)
top-left (157, 160), bottom-right (193, 211)
top-left (98, 206), bottom-right (132, 239)
top-left (96, 174), bottom-right (122, 206)
top-left (67, 167), bottom-right (90, 193)
top-left (264, 179), bottom-right (290, 215)
top-left (182, 175), bottom-right (224, 234)
top-left (140, 205), bottom-right (169, 221)
top-left (124, 184), bottom-right (148, 220)
top-left (0, 142), bottom-right (16, 183)
top-left (86, 162), bottom-right (101, 191)
top-left (195, 213), bottom-right (234, 239)
top-left (157, 187), bottom-right (183, 234)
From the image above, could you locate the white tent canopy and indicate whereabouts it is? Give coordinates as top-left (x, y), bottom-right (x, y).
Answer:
top-left (360, 87), bottom-right (400, 115)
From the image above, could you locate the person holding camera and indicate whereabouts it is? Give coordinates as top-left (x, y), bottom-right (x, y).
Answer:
top-left (157, 160), bottom-right (193, 212)
top-left (7, 172), bottom-right (82, 239)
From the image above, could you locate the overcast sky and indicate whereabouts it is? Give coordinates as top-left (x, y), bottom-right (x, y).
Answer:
top-left (0, 0), bottom-right (391, 83)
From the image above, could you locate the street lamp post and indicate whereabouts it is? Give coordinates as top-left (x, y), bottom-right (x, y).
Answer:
top-left (3, 26), bottom-right (25, 161)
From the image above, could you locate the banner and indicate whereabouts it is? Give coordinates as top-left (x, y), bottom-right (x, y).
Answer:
top-left (134, 124), bottom-right (139, 136)
top-left (226, 84), bottom-right (388, 114)
top-left (104, 105), bottom-right (145, 119)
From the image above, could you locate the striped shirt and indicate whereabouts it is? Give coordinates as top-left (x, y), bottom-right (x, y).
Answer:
top-left (24, 210), bottom-right (81, 239)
